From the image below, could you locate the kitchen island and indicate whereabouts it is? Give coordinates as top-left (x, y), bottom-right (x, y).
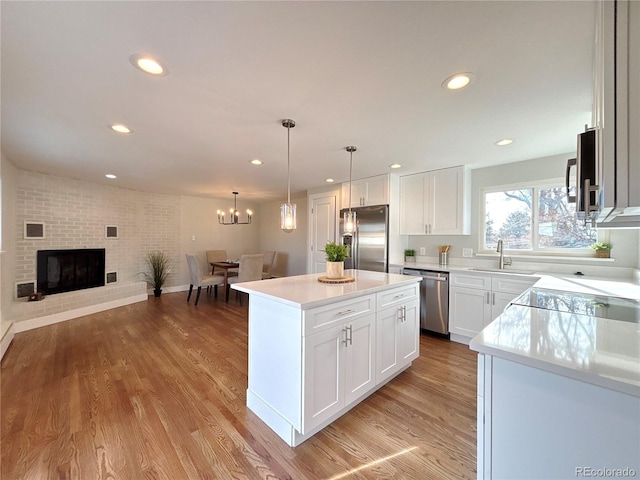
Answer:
top-left (231, 269), bottom-right (421, 446)
top-left (470, 292), bottom-right (640, 479)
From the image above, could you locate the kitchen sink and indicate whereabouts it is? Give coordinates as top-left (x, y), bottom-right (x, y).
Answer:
top-left (467, 268), bottom-right (537, 275)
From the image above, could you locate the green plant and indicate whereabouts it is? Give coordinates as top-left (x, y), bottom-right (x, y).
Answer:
top-left (589, 242), bottom-right (612, 251)
top-left (404, 249), bottom-right (416, 256)
top-left (324, 242), bottom-right (350, 262)
top-left (145, 251), bottom-right (170, 291)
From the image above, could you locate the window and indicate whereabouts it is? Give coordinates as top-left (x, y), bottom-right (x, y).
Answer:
top-left (482, 180), bottom-right (598, 253)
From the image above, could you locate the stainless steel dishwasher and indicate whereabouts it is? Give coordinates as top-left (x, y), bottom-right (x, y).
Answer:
top-left (403, 268), bottom-right (449, 336)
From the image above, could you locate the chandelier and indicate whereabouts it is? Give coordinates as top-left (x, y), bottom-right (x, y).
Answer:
top-left (217, 192), bottom-right (252, 225)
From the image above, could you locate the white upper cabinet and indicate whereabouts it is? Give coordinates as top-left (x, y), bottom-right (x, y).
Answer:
top-left (341, 174), bottom-right (389, 208)
top-left (596, 0), bottom-right (640, 225)
top-left (399, 166), bottom-right (470, 235)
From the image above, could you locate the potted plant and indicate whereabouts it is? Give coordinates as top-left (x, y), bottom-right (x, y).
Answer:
top-left (145, 251), bottom-right (170, 297)
top-left (404, 249), bottom-right (416, 263)
top-left (590, 242), bottom-right (612, 258)
top-left (324, 241), bottom-right (350, 279)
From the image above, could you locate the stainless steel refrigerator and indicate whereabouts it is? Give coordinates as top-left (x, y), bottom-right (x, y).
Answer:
top-left (339, 205), bottom-right (389, 272)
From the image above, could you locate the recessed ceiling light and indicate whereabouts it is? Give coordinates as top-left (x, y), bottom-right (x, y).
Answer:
top-left (109, 124), bottom-right (132, 134)
top-left (390, 164), bottom-right (402, 169)
top-left (494, 138), bottom-right (514, 146)
top-left (105, 174), bottom-right (117, 179)
top-left (129, 54), bottom-right (167, 76)
top-left (250, 159), bottom-right (263, 165)
top-left (325, 178), bottom-right (335, 183)
top-left (442, 72), bottom-right (476, 90)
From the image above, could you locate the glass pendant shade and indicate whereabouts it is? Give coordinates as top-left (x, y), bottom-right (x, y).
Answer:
top-left (281, 202), bottom-right (296, 233)
top-left (343, 210), bottom-right (356, 233)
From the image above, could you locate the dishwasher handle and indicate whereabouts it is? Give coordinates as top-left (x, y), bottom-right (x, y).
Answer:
top-left (423, 275), bottom-right (447, 282)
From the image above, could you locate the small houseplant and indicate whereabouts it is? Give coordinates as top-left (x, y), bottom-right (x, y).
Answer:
top-left (590, 242), bottom-right (612, 258)
top-left (324, 241), bottom-right (350, 279)
top-left (404, 249), bottom-right (416, 263)
top-left (145, 251), bottom-right (170, 297)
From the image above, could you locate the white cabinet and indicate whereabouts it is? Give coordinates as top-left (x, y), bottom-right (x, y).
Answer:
top-left (244, 277), bottom-right (421, 447)
top-left (449, 272), bottom-right (538, 343)
top-left (303, 312), bottom-right (375, 432)
top-left (596, 0), bottom-right (640, 225)
top-left (341, 174), bottom-right (389, 208)
top-left (399, 166), bottom-right (470, 235)
top-left (375, 285), bottom-right (420, 382)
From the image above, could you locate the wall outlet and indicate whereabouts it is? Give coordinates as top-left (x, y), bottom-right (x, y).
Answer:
top-left (419, 247), bottom-right (426, 255)
top-left (191, 235), bottom-right (196, 241)
top-left (462, 248), bottom-right (473, 258)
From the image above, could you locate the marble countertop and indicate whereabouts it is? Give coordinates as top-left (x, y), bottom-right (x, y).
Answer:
top-left (231, 269), bottom-right (420, 309)
top-left (470, 304), bottom-right (640, 397)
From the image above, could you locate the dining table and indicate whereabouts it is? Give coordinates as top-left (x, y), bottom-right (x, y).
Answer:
top-left (210, 261), bottom-right (239, 302)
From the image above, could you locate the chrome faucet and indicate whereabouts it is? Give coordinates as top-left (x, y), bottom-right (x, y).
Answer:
top-left (496, 240), bottom-right (512, 270)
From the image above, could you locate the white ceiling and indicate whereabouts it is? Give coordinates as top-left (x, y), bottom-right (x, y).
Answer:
top-left (1, 1), bottom-right (595, 201)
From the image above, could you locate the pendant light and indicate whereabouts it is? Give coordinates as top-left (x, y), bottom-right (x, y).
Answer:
top-left (344, 146), bottom-right (357, 233)
top-left (217, 192), bottom-right (252, 225)
top-left (281, 119), bottom-right (296, 233)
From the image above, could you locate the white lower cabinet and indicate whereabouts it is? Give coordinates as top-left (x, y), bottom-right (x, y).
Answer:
top-left (376, 299), bottom-right (419, 382)
top-left (303, 313), bottom-right (375, 433)
top-left (449, 272), bottom-right (538, 343)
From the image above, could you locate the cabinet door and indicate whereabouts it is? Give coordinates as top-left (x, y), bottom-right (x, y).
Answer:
top-left (398, 300), bottom-right (420, 364)
top-left (363, 175), bottom-right (389, 206)
top-left (490, 292), bottom-right (517, 325)
top-left (302, 324), bottom-right (346, 433)
top-left (428, 166), bottom-right (469, 235)
top-left (341, 180), bottom-right (367, 208)
top-left (449, 286), bottom-right (492, 338)
top-left (376, 305), bottom-right (401, 382)
top-left (344, 314), bottom-right (376, 405)
top-left (399, 173), bottom-right (427, 235)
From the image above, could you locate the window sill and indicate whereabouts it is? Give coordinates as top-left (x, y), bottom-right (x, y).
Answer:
top-left (475, 253), bottom-right (615, 263)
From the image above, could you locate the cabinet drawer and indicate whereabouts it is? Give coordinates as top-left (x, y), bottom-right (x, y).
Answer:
top-left (491, 276), bottom-right (538, 295)
top-left (303, 295), bottom-right (375, 335)
top-left (376, 283), bottom-right (419, 309)
top-left (450, 273), bottom-right (492, 290)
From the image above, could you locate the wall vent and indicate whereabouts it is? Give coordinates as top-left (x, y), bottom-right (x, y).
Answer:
top-left (106, 271), bottom-right (118, 284)
top-left (24, 221), bottom-right (45, 239)
top-left (105, 225), bottom-right (118, 238)
top-left (16, 281), bottom-right (36, 299)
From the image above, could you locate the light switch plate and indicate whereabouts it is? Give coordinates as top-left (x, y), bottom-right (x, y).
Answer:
top-left (191, 235), bottom-right (196, 241)
top-left (462, 248), bottom-right (473, 258)
top-left (419, 247), bottom-right (426, 255)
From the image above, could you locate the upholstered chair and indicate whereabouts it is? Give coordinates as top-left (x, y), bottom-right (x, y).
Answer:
top-left (185, 253), bottom-right (224, 306)
top-left (227, 254), bottom-right (264, 304)
top-left (262, 250), bottom-right (276, 279)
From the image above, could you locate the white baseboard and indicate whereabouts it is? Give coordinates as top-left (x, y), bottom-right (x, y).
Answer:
top-left (1, 323), bottom-right (15, 361)
top-left (12, 293), bottom-right (148, 333)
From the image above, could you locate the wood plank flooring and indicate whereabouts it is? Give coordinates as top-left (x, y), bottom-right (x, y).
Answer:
top-left (1, 291), bottom-right (477, 479)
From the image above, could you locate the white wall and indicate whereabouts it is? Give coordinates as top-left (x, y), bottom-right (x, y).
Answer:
top-left (406, 153), bottom-right (640, 273)
top-left (258, 195), bottom-right (308, 276)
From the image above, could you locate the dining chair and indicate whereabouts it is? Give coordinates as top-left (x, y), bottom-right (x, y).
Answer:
top-left (185, 253), bottom-right (224, 306)
top-left (227, 254), bottom-right (264, 304)
top-left (262, 250), bottom-right (276, 279)
top-left (206, 249), bottom-right (227, 275)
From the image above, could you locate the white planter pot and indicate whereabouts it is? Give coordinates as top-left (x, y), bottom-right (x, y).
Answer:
top-left (326, 261), bottom-right (345, 279)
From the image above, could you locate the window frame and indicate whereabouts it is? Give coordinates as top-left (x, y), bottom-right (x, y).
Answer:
top-left (479, 178), bottom-right (605, 256)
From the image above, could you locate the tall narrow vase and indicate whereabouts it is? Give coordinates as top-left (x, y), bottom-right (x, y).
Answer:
top-left (326, 261), bottom-right (344, 279)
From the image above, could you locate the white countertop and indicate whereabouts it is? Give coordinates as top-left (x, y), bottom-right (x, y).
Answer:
top-left (231, 269), bottom-right (420, 309)
top-left (470, 304), bottom-right (640, 397)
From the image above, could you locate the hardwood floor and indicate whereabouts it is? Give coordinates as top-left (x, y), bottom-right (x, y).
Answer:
top-left (1, 292), bottom-right (477, 479)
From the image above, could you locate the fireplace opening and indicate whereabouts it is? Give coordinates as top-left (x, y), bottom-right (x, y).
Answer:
top-left (37, 248), bottom-right (105, 295)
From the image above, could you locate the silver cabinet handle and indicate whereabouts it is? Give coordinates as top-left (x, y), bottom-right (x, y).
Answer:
top-left (338, 309), bottom-right (355, 316)
top-left (342, 327), bottom-right (348, 346)
top-left (486, 292), bottom-right (490, 304)
top-left (425, 224), bottom-right (428, 234)
top-left (394, 293), bottom-right (406, 299)
top-left (347, 325), bottom-right (353, 346)
top-left (492, 292), bottom-right (495, 305)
